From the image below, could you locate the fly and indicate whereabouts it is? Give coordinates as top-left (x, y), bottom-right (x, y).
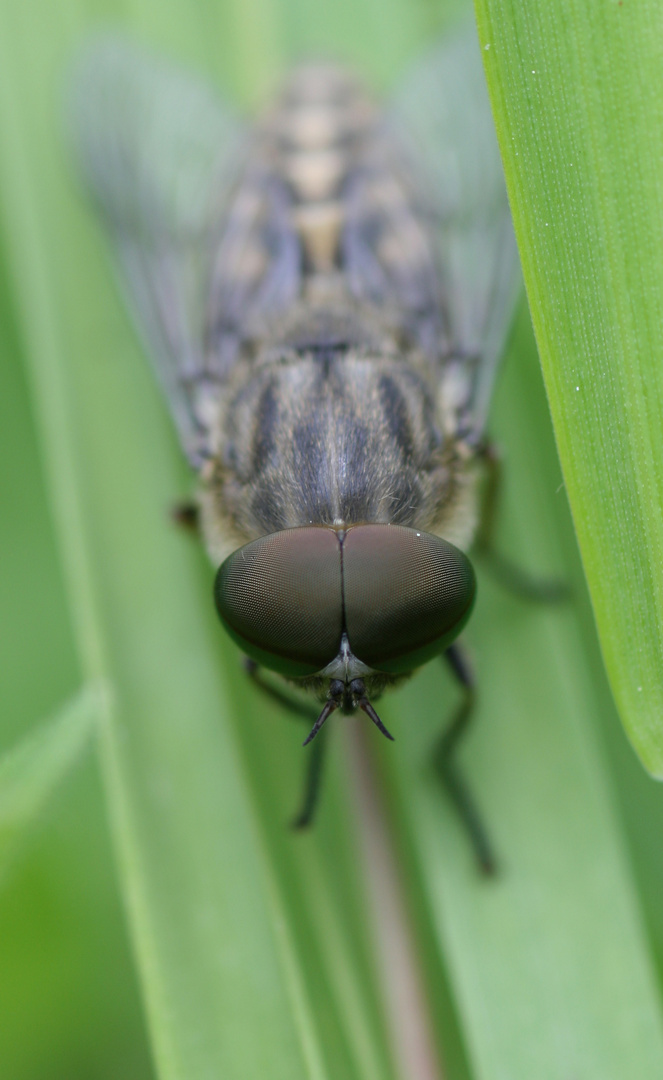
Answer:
top-left (71, 23), bottom-right (550, 872)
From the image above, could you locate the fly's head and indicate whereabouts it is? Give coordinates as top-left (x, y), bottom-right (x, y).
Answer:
top-left (213, 523), bottom-right (476, 743)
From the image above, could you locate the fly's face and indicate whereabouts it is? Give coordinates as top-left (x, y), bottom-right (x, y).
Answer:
top-left (214, 523), bottom-right (475, 740)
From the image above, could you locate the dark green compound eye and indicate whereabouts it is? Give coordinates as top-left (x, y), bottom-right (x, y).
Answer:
top-left (342, 525), bottom-right (476, 674)
top-left (214, 524), bottom-right (476, 678)
top-left (214, 527), bottom-right (344, 677)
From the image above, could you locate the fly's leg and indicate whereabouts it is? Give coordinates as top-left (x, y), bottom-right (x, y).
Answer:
top-left (434, 644), bottom-right (496, 875)
top-left (476, 441), bottom-right (568, 602)
top-left (244, 658), bottom-right (327, 829)
top-left (244, 657), bottom-right (316, 721)
top-left (291, 731), bottom-right (328, 830)
top-left (171, 500), bottom-right (200, 533)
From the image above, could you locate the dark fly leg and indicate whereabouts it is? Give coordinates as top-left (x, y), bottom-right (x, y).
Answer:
top-left (244, 658), bottom-right (328, 829)
top-left (171, 500), bottom-right (200, 533)
top-left (434, 644), bottom-right (496, 876)
top-left (475, 441), bottom-right (568, 602)
top-left (244, 658), bottom-right (316, 720)
top-left (291, 733), bottom-right (328, 829)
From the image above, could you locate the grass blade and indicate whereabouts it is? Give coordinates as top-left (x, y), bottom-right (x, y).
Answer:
top-left (474, 0), bottom-right (663, 772)
top-left (0, 684), bottom-right (101, 878)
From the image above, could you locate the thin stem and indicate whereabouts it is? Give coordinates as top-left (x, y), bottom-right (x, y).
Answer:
top-left (345, 722), bottom-right (445, 1080)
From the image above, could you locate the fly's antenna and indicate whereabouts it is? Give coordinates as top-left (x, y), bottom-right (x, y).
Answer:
top-left (302, 680), bottom-right (344, 746)
top-left (360, 699), bottom-right (395, 742)
top-left (302, 700), bottom-right (338, 746)
top-left (303, 679), bottom-right (395, 745)
top-left (350, 679), bottom-right (395, 742)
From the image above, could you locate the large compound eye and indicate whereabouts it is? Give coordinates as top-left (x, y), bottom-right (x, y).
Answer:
top-left (214, 527), bottom-right (343, 677)
top-left (342, 525), bottom-right (476, 674)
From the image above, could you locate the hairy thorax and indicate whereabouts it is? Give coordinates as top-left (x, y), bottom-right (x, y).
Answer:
top-left (199, 323), bottom-right (481, 565)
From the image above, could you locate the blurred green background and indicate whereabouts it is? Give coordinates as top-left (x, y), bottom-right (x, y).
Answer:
top-left (2, 0), bottom-right (663, 1078)
top-left (0, 268), bottom-right (152, 1078)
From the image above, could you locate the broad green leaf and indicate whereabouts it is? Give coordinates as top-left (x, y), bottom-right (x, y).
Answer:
top-left (0, 684), bottom-right (101, 878)
top-left (473, 0), bottom-right (663, 773)
top-left (0, 228), bottom-right (152, 1079)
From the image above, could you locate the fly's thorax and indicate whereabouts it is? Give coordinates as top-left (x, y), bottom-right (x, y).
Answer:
top-left (199, 340), bottom-right (475, 553)
top-left (199, 433), bottom-right (482, 569)
top-left (197, 484), bottom-right (251, 567)
top-left (425, 451), bottom-right (483, 553)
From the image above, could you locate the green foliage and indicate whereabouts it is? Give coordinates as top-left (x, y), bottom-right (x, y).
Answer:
top-left (1, 1), bottom-right (663, 1078)
top-left (0, 684), bottom-right (101, 879)
top-left (474, 0), bottom-right (663, 773)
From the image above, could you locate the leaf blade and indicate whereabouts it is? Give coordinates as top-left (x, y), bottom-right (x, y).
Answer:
top-left (474, 0), bottom-right (663, 772)
top-left (0, 683), bottom-right (101, 878)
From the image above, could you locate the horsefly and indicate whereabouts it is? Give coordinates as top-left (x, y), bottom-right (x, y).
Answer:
top-left (71, 23), bottom-right (539, 872)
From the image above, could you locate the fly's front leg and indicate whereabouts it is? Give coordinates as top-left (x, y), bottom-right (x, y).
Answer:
top-left (291, 732), bottom-right (328, 830)
top-left (244, 657), bottom-right (315, 720)
top-left (244, 658), bottom-right (327, 829)
top-left (434, 644), bottom-right (496, 875)
top-left (171, 500), bottom-right (200, 533)
top-left (476, 441), bottom-right (568, 603)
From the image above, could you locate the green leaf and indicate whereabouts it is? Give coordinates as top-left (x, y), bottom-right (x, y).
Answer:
top-left (473, 0), bottom-right (663, 773)
top-left (0, 684), bottom-right (101, 878)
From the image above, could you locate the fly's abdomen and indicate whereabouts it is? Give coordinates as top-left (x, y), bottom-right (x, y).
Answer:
top-left (206, 60), bottom-right (444, 360)
top-left (266, 64), bottom-right (375, 277)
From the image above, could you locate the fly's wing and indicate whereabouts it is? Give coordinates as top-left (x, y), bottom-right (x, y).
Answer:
top-left (70, 39), bottom-right (247, 466)
top-left (386, 20), bottom-right (521, 443)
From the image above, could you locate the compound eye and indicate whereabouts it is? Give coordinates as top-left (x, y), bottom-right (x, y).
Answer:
top-left (214, 527), bottom-right (343, 677)
top-left (342, 525), bottom-right (476, 674)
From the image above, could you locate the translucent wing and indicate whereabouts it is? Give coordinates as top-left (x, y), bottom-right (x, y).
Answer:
top-left (386, 20), bottom-right (521, 442)
top-left (70, 39), bottom-right (247, 465)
